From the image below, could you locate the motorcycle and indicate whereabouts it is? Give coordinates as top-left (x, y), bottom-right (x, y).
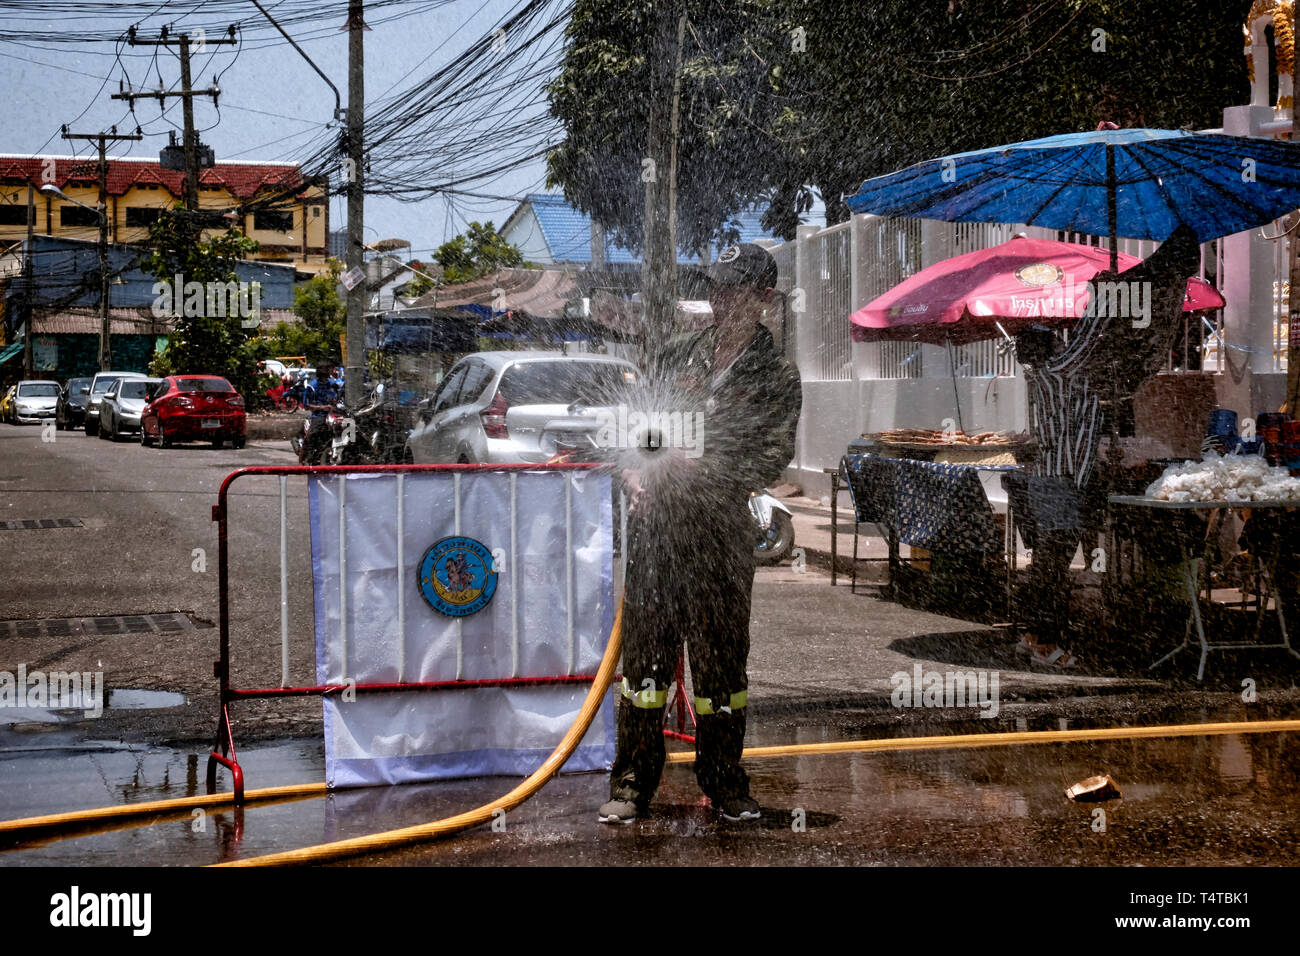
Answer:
top-left (750, 489), bottom-right (795, 564)
top-left (289, 417), bottom-right (307, 459)
top-left (265, 376), bottom-right (301, 412)
top-left (291, 403), bottom-right (361, 465)
top-left (327, 405), bottom-right (361, 465)
top-left (353, 382), bottom-right (412, 464)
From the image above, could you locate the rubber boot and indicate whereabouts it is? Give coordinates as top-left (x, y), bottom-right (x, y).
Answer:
top-left (607, 695), bottom-right (666, 806)
top-left (694, 709), bottom-right (750, 805)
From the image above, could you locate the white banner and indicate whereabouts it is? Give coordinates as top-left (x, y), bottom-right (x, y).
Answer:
top-left (308, 470), bottom-right (616, 788)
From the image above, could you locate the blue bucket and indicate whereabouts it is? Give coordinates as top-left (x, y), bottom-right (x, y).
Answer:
top-left (1207, 408), bottom-right (1238, 436)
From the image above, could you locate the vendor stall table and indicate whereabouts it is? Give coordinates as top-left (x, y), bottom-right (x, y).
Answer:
top-left (1106, 495), bottom-right (1300, 680)
top-left (840, 453), bottom-right (1020, 600)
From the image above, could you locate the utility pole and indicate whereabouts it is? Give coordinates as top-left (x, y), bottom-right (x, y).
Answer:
top-left (641, 5), bottom-right (686, 365)
top-left (344, 0), bottom-right (367, 409)
top-left (21, 184), bottom-right (34, 379)
top-left (1286, 1), bottom-right (1299, 415)
top-left (114, 25), bottom-right (236, 211)
top-left (59, 127), bottom-right (144, 370)
top-left (1288, 212), bottom-right (1299, 414)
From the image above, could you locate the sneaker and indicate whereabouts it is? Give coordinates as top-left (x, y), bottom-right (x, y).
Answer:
top-left (718, 795), bottom-right (761, 822)
top-left (597, 797), bottom-right (643, 824)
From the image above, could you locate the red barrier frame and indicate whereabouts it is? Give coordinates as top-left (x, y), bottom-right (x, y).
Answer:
top-left (206, 462), bottom-right (608, 803)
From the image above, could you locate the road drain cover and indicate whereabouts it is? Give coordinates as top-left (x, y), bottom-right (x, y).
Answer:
top-left (0, 518), bottom-right (83, 530)
top-left (0, 613), bottom-right (210, 639)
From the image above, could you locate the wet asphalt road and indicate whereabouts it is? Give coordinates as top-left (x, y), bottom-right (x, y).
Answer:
top-left (2, 420), bottom-right (1300, 866)
top-left (5, 707), bottom-right (1300, 867)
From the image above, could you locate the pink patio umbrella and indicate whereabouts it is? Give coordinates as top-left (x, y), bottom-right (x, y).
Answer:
top-left (850, 236), bottom-right (1224, 345)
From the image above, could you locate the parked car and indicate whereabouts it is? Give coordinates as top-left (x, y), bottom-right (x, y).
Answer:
top-left (84, 371), bottom-right (148, 435)
top-left (56, 377), bottom-right (93, 430)
top-left (257, 359), bottom-right (289, 379)
top-left (407, 351), bottom-right (639, 464)
top-left (8, 380), bottom-right (60, 424)
top-left (0, 384), bottom-right (17, 423)
top-left (140, 375), bottom-right (246, 448)
top-left (98, 377), bottom-right (162, 441)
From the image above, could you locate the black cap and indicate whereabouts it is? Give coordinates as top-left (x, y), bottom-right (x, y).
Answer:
top-left (708, 242), bottom-right (778, 290)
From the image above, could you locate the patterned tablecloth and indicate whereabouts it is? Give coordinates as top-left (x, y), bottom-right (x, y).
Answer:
top-left (841, 453), bottom-right (1019, 554)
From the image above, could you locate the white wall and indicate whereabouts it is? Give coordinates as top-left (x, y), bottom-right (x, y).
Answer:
top-left (777, 214), bottom-right (1030, 497)
top-left (500, 206), bottom-right (555, 265)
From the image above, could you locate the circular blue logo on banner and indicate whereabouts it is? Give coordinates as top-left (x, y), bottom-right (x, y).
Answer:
top-left (417, 536), bottom-right (498, 617)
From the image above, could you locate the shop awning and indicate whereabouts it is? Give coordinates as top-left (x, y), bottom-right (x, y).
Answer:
top-left (0, 341), bottom-right (23, 365)
top-left (365, 311), bottom-right (478, 354)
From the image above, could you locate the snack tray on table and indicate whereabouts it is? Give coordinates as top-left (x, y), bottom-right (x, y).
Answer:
top-left (867, 439), bottom-right (1033, 454)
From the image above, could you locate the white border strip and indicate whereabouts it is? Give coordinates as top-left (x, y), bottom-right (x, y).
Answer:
top-left (279, 475), bottom-right (289, 687)
top-left (338, 476), bottom-right (348, 681)
top-left (566, 473), bottom-right (574, 675)
top-left (396, 473), bottom-right (406, 684)
top-left (510, 471), bottom-right (519, 679)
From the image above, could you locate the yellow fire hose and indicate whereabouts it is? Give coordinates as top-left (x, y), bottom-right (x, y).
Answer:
top-left (0, 783), bottom-right (327, 844)
top-left (666, 717), bottom-right (1300, 762)
top-left (218, 714), bottom-right (1300, 867)
top-left (2, 583), bottom-right (1298, 862)
top-left (8, 716), bottom-right (1298, 849)
top-left (209, 600), bottom-right (627, 866)
top-left (0, 601), bottom-right (627, 848)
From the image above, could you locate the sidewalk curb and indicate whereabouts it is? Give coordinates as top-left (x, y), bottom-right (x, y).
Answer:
top-left (797, 541), bottom-right (889, 583)
top-left (246, 414), bottom-right (305, 441)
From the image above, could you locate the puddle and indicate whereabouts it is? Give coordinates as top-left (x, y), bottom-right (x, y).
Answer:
top-left (106, 689), bottom-right (186, 710)
top-left (0, 688), bottom-right (187, 726)
top-left (2, 698), bottom-right (1299, 866)
top-left (0, 738), bottom-right (327, 862)
top-left (0, 708), bottom-right (94, 726)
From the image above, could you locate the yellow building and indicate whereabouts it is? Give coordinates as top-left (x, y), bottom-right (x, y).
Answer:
top-left (0, 154), bottom-right (330, 274)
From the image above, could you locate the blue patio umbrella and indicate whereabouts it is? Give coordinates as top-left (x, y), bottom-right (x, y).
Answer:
top-left (845, 128), bottom-right (1300, 270)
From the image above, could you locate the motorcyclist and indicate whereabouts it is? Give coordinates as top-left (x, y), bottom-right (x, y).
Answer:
top-left (299, 365), bottom-right (342, 465)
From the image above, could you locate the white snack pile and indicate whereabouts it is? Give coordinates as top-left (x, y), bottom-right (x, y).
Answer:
top-left (1145, 452), bottom-right (1300, 503)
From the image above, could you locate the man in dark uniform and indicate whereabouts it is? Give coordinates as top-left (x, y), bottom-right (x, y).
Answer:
top-left (599, 243), bottom-right (802, 824)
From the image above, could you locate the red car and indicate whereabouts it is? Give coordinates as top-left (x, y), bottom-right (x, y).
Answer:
top-left (141, 375), bottom-right (246, 449)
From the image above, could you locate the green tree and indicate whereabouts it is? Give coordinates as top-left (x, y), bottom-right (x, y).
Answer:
top-left (143, 205), bottom-right (263, 400)
top-left (546, 0), bottom-right (1252, 236)
top-left (401, 260), bottom-right (436, 298)
top-left (433, 221), bottom-right (527, 284)
top-left (287, 257), bottom-right (346, 362)
top-left (546, 0), bottom-right (802, 249)
top-left (784, 0), bottom-right (1252, 223)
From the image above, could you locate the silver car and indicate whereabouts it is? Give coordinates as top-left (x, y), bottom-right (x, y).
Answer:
top-left (10, 380), bottom-right (60, 424)
top-left (407, 351), bottom-right (639, 464)
top-left (98, 377), bottom-right (162, 441)
top-left (84, 370), bottom-right (148, 435)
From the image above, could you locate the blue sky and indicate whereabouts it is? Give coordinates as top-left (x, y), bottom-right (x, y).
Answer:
top-left (0, 0), bottom-right (550, 260)
top-left (0, 0), bottom-right (826, 262)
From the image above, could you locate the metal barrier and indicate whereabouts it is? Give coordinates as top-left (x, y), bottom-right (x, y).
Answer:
top-left (206, 462), bottom-right (612, 803)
